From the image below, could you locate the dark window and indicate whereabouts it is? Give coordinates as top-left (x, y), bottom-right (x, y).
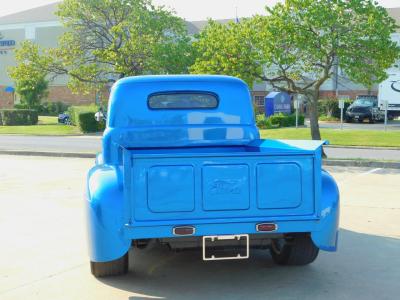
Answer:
top-left (254, 95), bottom-right (265, 107)
top-left (148, 92), bottom-right (218, 109)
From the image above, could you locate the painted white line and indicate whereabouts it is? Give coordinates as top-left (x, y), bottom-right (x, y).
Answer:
top-left (360, 168), bottom-right (382, 176)
top-left (334, 167), bottom-right (383, 186)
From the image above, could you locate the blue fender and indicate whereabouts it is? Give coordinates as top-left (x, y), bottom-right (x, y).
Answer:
top-left (311, 169), bottom-right (340, 252)
top-left (86, 164), bottom-right (130, 262)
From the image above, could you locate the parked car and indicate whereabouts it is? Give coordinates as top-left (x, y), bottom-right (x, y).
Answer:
top-left (57, 112), bottom-right (71, 125)
top-left (345, 95), bottom-right (384, 123)
top-left (86, 75), bottom-right (340, 277)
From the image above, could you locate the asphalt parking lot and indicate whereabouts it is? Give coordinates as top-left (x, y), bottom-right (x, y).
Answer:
top-left (0, 155), bottom-right (399, 300)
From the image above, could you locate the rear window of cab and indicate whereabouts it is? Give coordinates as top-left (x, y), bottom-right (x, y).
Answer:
top-left (148, 92), bottom-right (219, 109)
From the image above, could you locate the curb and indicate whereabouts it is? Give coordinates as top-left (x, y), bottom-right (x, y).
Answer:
top-left (0, 150), bottom-right (96, 159)
top-left (323, 159), bottom-right (400, 169)
top-left (1, 150), bottom-right (400, 169)
top-left (324, 145), bottom-right (400, 150)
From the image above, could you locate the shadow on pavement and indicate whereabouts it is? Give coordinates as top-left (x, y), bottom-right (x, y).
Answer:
top-left (99, 229), bottom-right (400, 300)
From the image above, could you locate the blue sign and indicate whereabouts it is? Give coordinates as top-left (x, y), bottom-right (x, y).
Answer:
top-left (265, 92), bottom-right (292, 117)
top-left (4, 86), bottom-right (15, 93)
top-left (0, 40), bottom-right (15, 47)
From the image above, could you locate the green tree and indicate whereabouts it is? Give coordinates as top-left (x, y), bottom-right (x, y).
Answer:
top-left (10, 0), bottom-right (195, 94)
top-left (9, 41), bottom-right (49, 108)
top-left (191, 0), bottom-right (400, 140)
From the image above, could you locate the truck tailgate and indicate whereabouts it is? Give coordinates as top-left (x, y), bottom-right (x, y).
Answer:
top-left (125, 150), bottom-right (317, 225)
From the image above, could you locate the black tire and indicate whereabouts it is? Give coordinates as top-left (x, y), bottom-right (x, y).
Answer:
top-left (270, 234), bottom-right (319, 266)
top-left (90, 253), bottom-right (129, 277)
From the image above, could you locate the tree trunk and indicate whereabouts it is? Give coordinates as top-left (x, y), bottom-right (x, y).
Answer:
top-left (308, 91), bottom-right (327, 158)
top-left (308, 95), bottom-right (322, 140)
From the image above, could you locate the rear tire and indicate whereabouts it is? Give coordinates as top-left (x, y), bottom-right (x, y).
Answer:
top-left (270, 234), bottom-right (319, 265)
top-left (90, 253), bottom-right (129, 277)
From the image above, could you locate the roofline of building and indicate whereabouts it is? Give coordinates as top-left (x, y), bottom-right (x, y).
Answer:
top-left (0, 5), bottom-right (399, 33)
top-left (0, 21), bottom-right (61, 31)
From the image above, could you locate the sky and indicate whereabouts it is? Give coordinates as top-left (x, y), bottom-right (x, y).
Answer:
top-left (0, 0), bottom-right (399, 20)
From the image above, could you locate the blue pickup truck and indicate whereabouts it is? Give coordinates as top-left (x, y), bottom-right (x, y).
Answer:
top-left (86, 75), bottom-right (339, 277)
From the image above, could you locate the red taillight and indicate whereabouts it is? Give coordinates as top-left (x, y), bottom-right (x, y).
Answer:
top-left (256, 223), bottom-right (277, 232)
top-left (173, 226), bottom-right (195, 236)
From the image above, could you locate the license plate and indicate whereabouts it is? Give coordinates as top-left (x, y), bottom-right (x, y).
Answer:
top-left (354, 116), bottom-right (359, 119)
top-left (202, 234), bottom-right (249, 261)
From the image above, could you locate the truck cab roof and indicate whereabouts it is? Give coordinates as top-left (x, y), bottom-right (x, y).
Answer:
top-left (103, 75), bottom-right (259, 164)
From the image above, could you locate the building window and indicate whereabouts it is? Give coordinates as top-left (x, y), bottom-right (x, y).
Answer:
top-left (25, 26), bottom-right (36, 40)
top-left (254, 95), bottom-right (265, 107)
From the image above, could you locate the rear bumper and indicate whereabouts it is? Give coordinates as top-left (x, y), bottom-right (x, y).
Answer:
top-left (122, 218), bottom-right (335, 245)
top-left (346, 112), bottom-right (371, 119)
top-left (86, 166), bottom-right (339, 262)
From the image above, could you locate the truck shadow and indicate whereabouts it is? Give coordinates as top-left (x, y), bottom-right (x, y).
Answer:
top-left (98, 229), bottom-right (400, 300)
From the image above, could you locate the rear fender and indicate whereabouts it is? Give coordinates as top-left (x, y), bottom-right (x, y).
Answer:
top-left (311, 170), bottom-right (340, 252)
top-left (86, 164), bottom-right (130, 262)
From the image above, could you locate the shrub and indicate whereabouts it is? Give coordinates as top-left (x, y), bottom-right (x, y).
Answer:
top-left (67, 105), bottom-right (105, 133)
top-left (14, 76), bottom-right (49, 109)
top-left (318, 98), bottom-right (352, 118)
top-left (67, 105), bottom-right (98, 126)
top-left (0, 109), bottom-right (38, 125)
top-left (37, 101), bottom-right (70, 116)
top-left (268, 113), bottom-right (304, 128)
top-left (256, 113), bottom-right (304, 128)
top-left (256, 114), bottom-right (274, 129)
top-left (14, 103), bottom-right (30, 110)
top-left (319, 114), bottom-right (339, 122)
top-left (77, 111), bottom-right (105, 133)
top-left (15, 101), bottom-right (70, 116)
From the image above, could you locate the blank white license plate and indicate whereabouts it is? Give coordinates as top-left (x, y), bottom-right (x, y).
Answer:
top-left (202, 234), bottom-right (249, 261)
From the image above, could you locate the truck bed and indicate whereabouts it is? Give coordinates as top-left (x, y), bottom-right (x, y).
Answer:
top-left (123, 143), bottom-right (321, 228)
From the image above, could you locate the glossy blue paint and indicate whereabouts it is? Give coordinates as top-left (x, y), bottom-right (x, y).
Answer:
top-left (256, 163), bottom-right (302, 209)
top-left (86, 75), bottom-right (339, 262)
top-left (311, 170), bottom-right (340, 252)
top-left (102, 75), bottom-right (259, 165)
top-left (148, 165), bottom-right (195, 213)
top-left (203, 164), bottom-right (250, 211)
top-left (129, 150), bottom-right (315, 222)
top-left (86, 165), bottom-right (130, 262)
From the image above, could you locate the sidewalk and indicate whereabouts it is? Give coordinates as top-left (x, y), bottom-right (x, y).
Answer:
top-left (324, 146), bottom-right (400, 161)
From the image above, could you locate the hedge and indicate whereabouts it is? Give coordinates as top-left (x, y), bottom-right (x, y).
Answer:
top-left (67, 105), bottom-right (98, 126)
top-left (67, 105), bottom-right (105, 133)
top-left (256, 113), bottom-right (304, 129)
top-left (268, 113), bottom-right (305, 127)
top-left (0, 109), bottom-right (38, 126)
top-left (38, 101), bottom-right (70, 116)
top-left (77, 111), bottom-right (105, 133)
top-left (256, 114), bottom-right (275, 129)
